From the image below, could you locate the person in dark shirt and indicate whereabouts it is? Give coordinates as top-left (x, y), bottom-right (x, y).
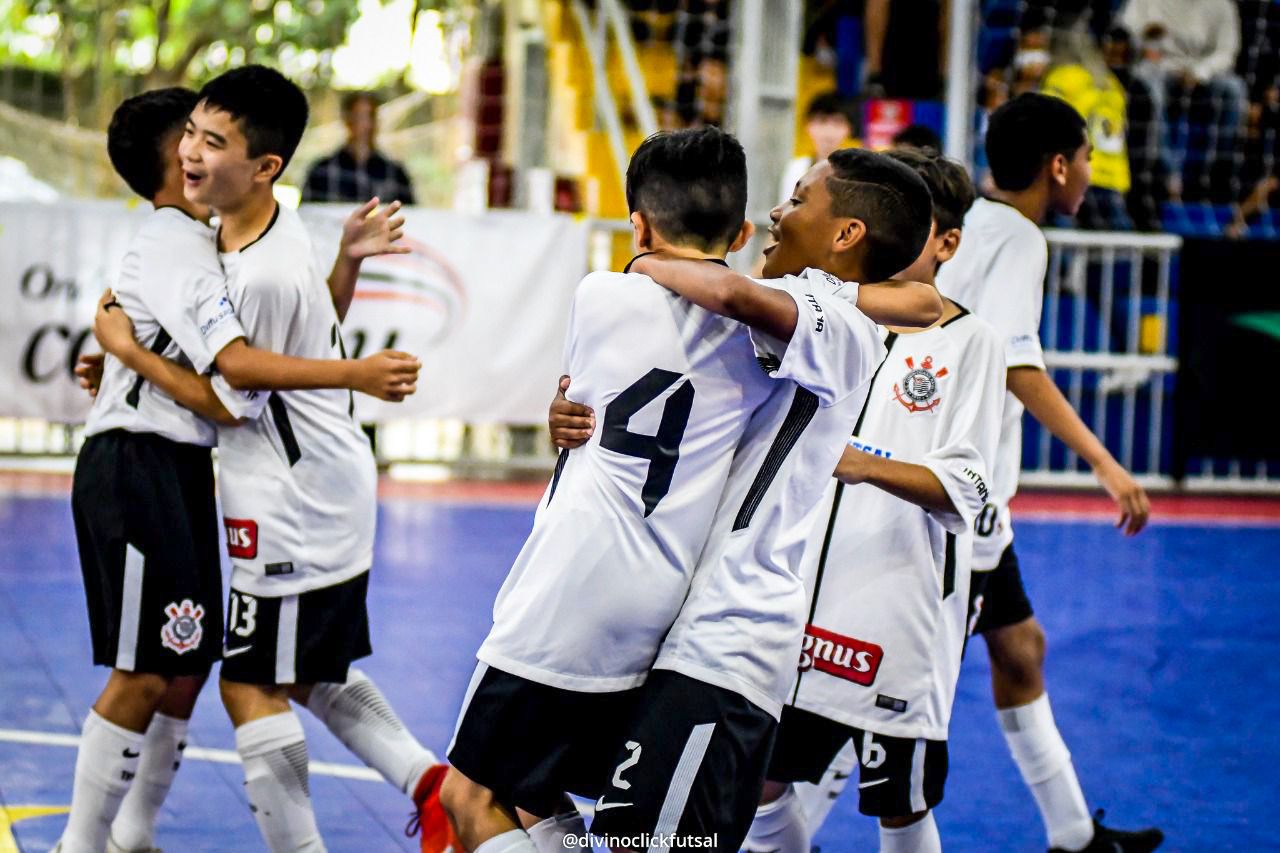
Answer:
top-left (302, 91), bottom-right (416, 204)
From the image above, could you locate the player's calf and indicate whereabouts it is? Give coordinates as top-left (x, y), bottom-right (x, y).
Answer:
top-left (879, 811), bottom-right (941, 853)
top-left (95, 670), bottom-right (170, 731)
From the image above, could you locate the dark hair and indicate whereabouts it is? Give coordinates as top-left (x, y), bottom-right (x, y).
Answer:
top-left (985, 92), bottom-right (1087, 191)
top-left (625, 127), bottom-right (748, 251)
top-left (198, 65), bottom-right (309, 180)
top-left (886, 147), bottom-right (976, 234)
top-left (107, 87), bottom-right (199, 199)
top-left (825, 148), bottom-right (933, 281)
top-left (891, 124), bottom-right (942, 153)
top-left (340, 90), bottom-right (381, 115)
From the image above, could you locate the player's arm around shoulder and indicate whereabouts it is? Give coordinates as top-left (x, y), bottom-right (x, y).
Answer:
top-left (854, 278), bottom-right (943, 328)
top-left (627, 254), bottom-right (800, 341)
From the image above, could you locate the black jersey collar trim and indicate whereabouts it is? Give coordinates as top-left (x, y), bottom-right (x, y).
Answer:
top-left (623, 252), bottom-right (730, 273)
top-left (237, 202), bottom-right (281, 253)
top-left (941, 300), bottom-right (971, 327)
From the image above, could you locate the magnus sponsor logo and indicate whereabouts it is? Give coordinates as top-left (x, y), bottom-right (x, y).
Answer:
top-left (224, 518), bottom-right (258, 560)
top-left (798, 624), bottom-right (883, 687)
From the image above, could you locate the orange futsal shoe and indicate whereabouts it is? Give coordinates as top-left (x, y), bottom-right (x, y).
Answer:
top-left (407, 764), bottom-right (463, 853)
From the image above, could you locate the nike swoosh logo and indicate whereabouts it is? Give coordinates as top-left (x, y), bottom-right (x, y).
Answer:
top-left (858, 778), bottom-right (889, 789)
top-left (223, 646), bottom-right (253, 658)
top-left (122, 748), bottom-right (140, 758)
top-left (594, 799), bottom-right (633, 811)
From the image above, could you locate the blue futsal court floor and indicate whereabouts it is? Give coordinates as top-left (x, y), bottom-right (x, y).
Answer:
top-left (1, 480), bottom-right (1277, 852)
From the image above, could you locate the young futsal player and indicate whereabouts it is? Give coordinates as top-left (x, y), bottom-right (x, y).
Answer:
top-left (743, 148), bottom-right (1003, 853)
top-left (59, 86), bottom-right (419, 853)
top-left (89, 67), bottom-right (452, 852)
top-left (936, 93), bottom-right (1161, 852)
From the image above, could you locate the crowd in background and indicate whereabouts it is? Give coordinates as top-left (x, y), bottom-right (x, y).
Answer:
top-left (620, 0), bottom-right (1280, 238)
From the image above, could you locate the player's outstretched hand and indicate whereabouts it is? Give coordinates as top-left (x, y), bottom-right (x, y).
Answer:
top-left (75, 353), bottom-right (105, 398)
top-left (1096, 461), bottom-right (1150, 536)
top-left (549, 375), bottom-right (594, 449)
top-left (353, 349), bottom-right (420, 401)
top-left (342, 197), bottom-right (410, 261)
top-left (93, 289), bottom-right (140, 358)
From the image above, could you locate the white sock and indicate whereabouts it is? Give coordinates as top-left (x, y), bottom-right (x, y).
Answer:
top-left (743, 785), bottom-right (810, 853)
top-left (527, 811), bottom-right (586, 852)
top-left (795, 738), bottom-right (858, 834)
top-left (108, 712), bottom-right (188, 850)
top-left (306, 668), bottom-right (438, 797)
top-left (998, 694), bottom-right (1093, 850)
top-left (879, 812), bottom-right (941, 853)
top-left (474, 828), bottom-right (538, 853)
top-left (235, 711), bottom-right (325, 852)
top-left (58, 710), bottom-right (145, 853)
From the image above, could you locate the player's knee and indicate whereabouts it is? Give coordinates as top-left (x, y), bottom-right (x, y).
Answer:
top-left (158, 670), bottom-right (209, 718)
top-left (109, 669), bottom-right (170, 708)
top-left (988, 619), bottom-right (1046, 685)
top-left (759, 779), bottom-right (790, 805)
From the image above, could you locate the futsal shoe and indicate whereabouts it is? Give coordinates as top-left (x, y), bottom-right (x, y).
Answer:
top-left (1048, 811), bottom-right (1164, 852)
top-left (406, 763), bottom-right (462, 853)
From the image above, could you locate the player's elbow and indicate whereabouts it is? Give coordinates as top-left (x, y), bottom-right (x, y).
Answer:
top-left (904, 285), bottom-right (944, 327)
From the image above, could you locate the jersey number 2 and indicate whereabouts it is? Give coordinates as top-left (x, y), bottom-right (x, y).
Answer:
top-left (601, 368), bottom-right (695, 517)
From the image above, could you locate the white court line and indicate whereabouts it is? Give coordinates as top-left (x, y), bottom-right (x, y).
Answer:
top-left (0, 727), bottom-right (382, 782)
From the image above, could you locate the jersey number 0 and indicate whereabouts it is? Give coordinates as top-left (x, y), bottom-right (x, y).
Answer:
top-left (600, 368), bottom-right (695, 517)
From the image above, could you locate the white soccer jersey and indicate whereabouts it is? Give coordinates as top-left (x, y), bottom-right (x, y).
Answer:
top-left (653, 270), bottom-right (886, 719)
top-left (789, 311), bottom-right (1006, 740)
top-left (477, 266), bottom-right (778, 692)
top-left (85, 207), bottom-right (245, 446)
top-left (935, 198), bottom-right (1048, 569)
top-left (210, 204), bottom-right (377, 598)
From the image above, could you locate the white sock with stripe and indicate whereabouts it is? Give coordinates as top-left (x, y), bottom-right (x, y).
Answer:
top-left (998, 694), bottom-right (1094, 850)
top-left (793, 738), bottom-right (859, 836)
top-left (473, 828), bottom-right (538, 853)
top-left (58, 710), bottom-right (145, 853)
top-left (743, 785), bottom-right (810, 853)
top-left (235, 711), bottom-right (325, 852)
top-left (109, 712), bottom-right (188, 851)
top-left (305, 668), bottom-right (438, 797)
top-left (879, 812), bottom-right (940, 853)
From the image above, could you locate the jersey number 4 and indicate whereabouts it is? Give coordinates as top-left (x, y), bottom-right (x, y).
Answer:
top-left (601, 368), bottom-right (695, 517)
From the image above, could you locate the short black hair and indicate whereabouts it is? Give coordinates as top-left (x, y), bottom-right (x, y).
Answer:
top-left (198, 65), bottom-right (309, 180)
top-left (340, 90), bottom-right (381, 115)
top-left (985, 92), bottom-right (1087, 192)
top-left (625, 127), bottom-right (748, 251)
top-left (891, 124), bottom-right (942, 153)
top-left (887, 147), bottom-right (976, 234)
top-left (107, 87), bottom-right (199, 200)
top-left (826, 148), bottom-right (933, 281)
top-left (805, 91), bottom-right (852, 123)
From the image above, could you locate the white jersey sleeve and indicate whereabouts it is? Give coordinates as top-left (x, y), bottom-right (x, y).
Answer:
top-left (210, 373), bottom-right (269, 421)
top-left (133, 210), bottom-right (245, 374)
top-left (919, 317), bottom-right (1007, 533)
top-left (981, 233), bottom-right (1048, 370)
top-left (752, 268), bottom-right (883, 407)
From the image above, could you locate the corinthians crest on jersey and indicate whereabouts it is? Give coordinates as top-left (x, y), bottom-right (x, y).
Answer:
top-left (893, 354), bottom-right (948, 414)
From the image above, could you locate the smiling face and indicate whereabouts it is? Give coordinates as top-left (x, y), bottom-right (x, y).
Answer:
top-left (762, 160), bottom-right (853, 279)
top-left (179, 100), bottom-right (281, 211)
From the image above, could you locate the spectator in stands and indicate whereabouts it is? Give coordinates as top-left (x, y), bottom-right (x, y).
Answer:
top-left (863, 0), bottom-right (946, 99)
top-left (892, 123), bottom-right (943, 152)
top-left (1103, 24), bottom-right (1169, 230)
top-left (1119, 0), bottom-right (1247, 202)
top-left (1042, 23), bottom-right (1135, 229)
top-left (777, 91), bottom-right (857, 201)
top-left (303, 91), bottom-right (416, 205)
